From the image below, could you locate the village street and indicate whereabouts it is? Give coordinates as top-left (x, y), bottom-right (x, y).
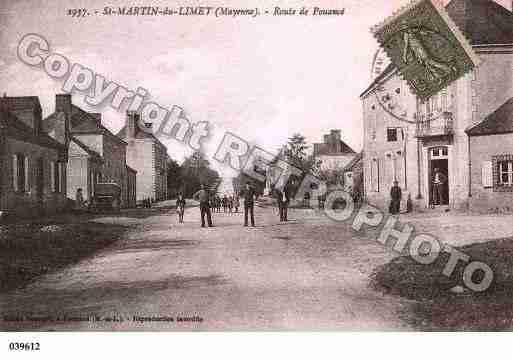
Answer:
top-left (3, 203), bottom-right (513, 331)
top-left (0, 204), bottom-right (417, 331)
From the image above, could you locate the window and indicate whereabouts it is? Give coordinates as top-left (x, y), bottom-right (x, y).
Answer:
top-left (387, 127), bottom-right (403, 142)
top-left (13, 154), bottom-right (29, 192)
top-left (430, 146), bottom-right (449, 159)
top-left (91, 171), bottom-right (96, 197)
top-left (498, 161), bottom-right (513, 186)
top-left (58, 163), bottom-right (63, 193)
top-left (387, 128), bottom-right (398, 142)
top-left (492, 155), bottom-right (513, 192)
top-left (50, 161), bottom-right (60, 193)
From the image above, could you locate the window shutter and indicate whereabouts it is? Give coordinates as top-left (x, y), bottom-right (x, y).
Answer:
top-left (12, 154), bottom-right (18, 191)
top-left (482, 161), bottom-right (493, 188)
top-left (50, 161), bottom-right (55, 192)
top-left (24, 156), bottom-right (29, 192)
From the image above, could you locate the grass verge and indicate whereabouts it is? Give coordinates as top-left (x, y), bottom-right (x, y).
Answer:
top-left (0, 221), bottom-right (127, 293)
top-left (371, 237), bottom-right (513, 330)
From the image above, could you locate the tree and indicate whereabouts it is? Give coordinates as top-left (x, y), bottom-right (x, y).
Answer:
top-left (317, 164), bottom-right (345, 189)
top-left (233, 171), bottom-right (265, 197)
top-left (180, 151), bottom-right (221, 197)
top-left (284, 133), bottom-right (322, 174)
top-left (167, 158), bottom-right (183, 198)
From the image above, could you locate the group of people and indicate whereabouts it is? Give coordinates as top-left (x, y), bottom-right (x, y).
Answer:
top-left (186, 183), bottom-right (258, 228)
top-left (211, 194), bottom-right (240, 214)
top-left (389, 167), bottom-right (447, 215)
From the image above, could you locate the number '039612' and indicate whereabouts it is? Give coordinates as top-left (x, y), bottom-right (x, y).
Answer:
top-left (9, 342), bottom-right (40, 351)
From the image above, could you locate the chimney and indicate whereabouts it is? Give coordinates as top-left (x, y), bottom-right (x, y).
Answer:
top-left (55, 94), bottom-right (71, 118)
top-left (126, 111), bottom-right (137, 139)
top-left (55, 94), bottom-right (71, 143)
top-left (331, 129), bottom-right (341, 141)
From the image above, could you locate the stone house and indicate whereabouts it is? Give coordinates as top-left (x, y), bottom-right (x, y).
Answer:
top-left (360, 0), bottom-right (513, 212)
top-left (466, 99), bottom-right (513, 213)
top-left (44, 94), bottom-right (136, 207)
top-left (313, 129), bottom-right (356, 171)
top-left (116, 112), bottom-right (169, 203)
top-left (0, 96), bottom-right (68, 218)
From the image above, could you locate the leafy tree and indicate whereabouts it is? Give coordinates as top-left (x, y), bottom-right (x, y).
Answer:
top-left (284, 133), bottom-right (322, 174)
top-left (167, 158), bottom-right (183, 198)
top-left (180, 151), bottom-right (221, 197)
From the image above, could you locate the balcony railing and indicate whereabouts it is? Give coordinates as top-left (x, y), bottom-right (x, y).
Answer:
top-left (415, 111), bottom-right (454, 138)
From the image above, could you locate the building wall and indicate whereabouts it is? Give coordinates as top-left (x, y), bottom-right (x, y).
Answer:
top-left (101, 134), bottom-right (127, 206)
top-left (361, 55), bottom-right (500, 212)
top-left (67, 156), bottom-right (88, 201)
top-left (362, 72), bottom-right (419, 210)
top-left (469, 134), bottom-right (513, 213)
top-left (0, 137), bottom-right (66, 217)
top-left (318, 154), bottom-right (355, 172)
top-left (154, 142), bottom-right (168, 201)
top-left (472, 51), bottom-right (513, 128)
top-left (126, 139), bottom-right (155, 202)
top-left (75, 134), bottom-right (102, 155)
top-left (73, 133), bottom-right (128, 206)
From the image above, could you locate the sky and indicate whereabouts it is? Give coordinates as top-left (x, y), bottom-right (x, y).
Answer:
top-left (1, 0), bottom-right (511, 177)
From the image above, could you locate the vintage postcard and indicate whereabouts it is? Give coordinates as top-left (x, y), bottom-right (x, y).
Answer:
top-left (2, 0), bottom-right (513, 352)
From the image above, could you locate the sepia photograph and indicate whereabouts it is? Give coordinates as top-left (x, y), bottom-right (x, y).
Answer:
top-left (1, 0), bottom-right (513, 356)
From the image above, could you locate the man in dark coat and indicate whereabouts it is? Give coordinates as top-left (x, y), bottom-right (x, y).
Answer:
top-left (432, 167), bottom-right (447, 206)
top-left (241, 182), bottom-right (256, 227)
top-left (274, 186), bottom-right (290, 222)
top-left (389, 180), bottom-right (402, 215)
top-left (193, 184), bottom-right (213, 228)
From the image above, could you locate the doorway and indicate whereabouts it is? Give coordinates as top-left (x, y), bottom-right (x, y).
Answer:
top-left (428, 147), bottom-right (449, 206)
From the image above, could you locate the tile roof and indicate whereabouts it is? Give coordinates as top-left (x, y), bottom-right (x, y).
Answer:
top-left (116, 123), bottom-right (167, 149)
top-left (360, 63), bottom-right (396, 98)
top-left (0, 96), bottom-right (41, 111)
top-left (466, 97), bottom-right (513, 136)
top-left (446, 0), bottom-right (513, 45)
top-left (44, 104), bottom-right (126, 145)
top-left (0, 109), bottom-right (65, 150)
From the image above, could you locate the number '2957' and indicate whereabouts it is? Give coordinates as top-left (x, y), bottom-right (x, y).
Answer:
top-left (9, 342), bottom-right (40, 351)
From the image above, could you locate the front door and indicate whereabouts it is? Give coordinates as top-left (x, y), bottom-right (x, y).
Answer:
top-left (428, 147), bottom-right (449, 206)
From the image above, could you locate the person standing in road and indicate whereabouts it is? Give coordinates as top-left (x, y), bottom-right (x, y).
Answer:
top-left (274, 186), bottom-right (290, 222)
top-left (389, 180), bottom-right (402, 215)
top-left (228, 195), bottom-right (234, 214)
top-left (193, 184), bottom-right (213, 228)
top-left (222, 195), bottom-right (228, 213)
top-left (234, 195), bottom-right (240, 213)
top-left (176, 192), bottom-right (186, 223)
top-left (242, 182), bottom-right (256, 227)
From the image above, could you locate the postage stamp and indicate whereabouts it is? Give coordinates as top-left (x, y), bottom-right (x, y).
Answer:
top-left (371, 0), bottom-right (480, 100)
